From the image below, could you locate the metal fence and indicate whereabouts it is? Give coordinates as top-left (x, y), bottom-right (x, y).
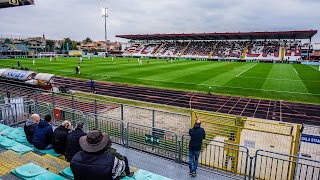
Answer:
top-left (0, 99), bottom-right (320, 179)
top-left (0, 81), bottom-right (191, 137)
top-left (2, 81), bottom-right (320, 179)
top-left (298, 125), bottom-right (320, 161)
top-left (86, 113), bottom-right (124, 145)
top-left (126, 122), bottom-right (179, 161)
top-left (251, 150), bottom-right (320, 180)
top-left (181, 135), bottom-right (250, 179)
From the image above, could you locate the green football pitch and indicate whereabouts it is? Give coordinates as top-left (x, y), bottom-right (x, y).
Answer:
top-left (1, 57), bottom-right (320, 104)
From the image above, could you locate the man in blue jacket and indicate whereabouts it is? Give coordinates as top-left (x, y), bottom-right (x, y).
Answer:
top-left (188, 119), bottom-right (206, 177)
top-left (32, 115), bottom-right (54, 150)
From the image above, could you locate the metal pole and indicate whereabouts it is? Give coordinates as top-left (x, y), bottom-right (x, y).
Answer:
top-left (104, 9), bottom-right (107, 54)
top-left (72, 95), bottom-right (75, 125)
top-left (35, 90), bottom-right (38, 113)
top-left (94, 99), bottom-right (98, 129)
top-left (52, 91), bottom-right (55, 123)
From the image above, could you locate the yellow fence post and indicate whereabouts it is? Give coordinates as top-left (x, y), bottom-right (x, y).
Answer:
top-left (191, 109), bottom-right (196, 127)
top-left (290, 124), bottom-right (302, 180)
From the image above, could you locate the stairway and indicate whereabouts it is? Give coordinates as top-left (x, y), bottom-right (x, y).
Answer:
top-left (179, 42), bottom-right (191, 58)
top-left (208, 45), bottom-right (217, 59)
top-left (153, 43), bottom-right (165, 57)
top-left (241, 43), bottom-right (249, 60)
top-left (130, 44), bottom-right (141, 56)
top-left (280, 44), bottom-right (285, 61)
top-left (9, 44), bottom-right (17, 50)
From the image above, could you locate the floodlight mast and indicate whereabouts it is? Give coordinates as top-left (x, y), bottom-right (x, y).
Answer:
top-left (102, 7), bottom-right (108, 54)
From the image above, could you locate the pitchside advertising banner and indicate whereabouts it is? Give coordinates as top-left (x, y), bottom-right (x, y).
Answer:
top-left (301, 134), bottom-right (320, 144)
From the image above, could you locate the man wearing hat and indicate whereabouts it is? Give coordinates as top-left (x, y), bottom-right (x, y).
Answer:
top-left (70, 130), bottom-right (125, 180)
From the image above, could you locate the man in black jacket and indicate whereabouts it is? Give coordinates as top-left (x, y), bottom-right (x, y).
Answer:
top-left (188, 119), bottom-right (206, 177)
top-left (65, 122), bottom-right (86, 162)
top-left (52, 120), bottom-right (71, 154)
top-left (71, 129), bottom-right (125, 180)
top-left (24, 114), bottom-right (40, 144)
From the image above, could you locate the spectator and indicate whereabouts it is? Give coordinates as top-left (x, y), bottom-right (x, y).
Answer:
top-left (32, 115), bottom-right (53, 150)
top-left (188, 119), bottom-right (205, 177)
top-left (90, 79), bottom-right (95, 93)
top-left (24, 114), bottom-right (40, 144)
top-left (65, 122), bottom-right (86, 162)
top-left (105, 139), bottom-right (134, 177)
top-left (71, 130), bottom-right (125, 180)
top-left (52, 120), bottom-right (71, 154)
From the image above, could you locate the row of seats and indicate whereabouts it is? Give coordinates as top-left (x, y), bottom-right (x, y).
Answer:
top-left (124, 40), bottom-right (303, 60)
top-left (0, 123), bottom-right (173, 180)
top-left (0, 44), bottom-right (30, 52)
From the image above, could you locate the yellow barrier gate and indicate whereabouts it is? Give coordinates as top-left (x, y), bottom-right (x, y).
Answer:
top-left (191, 110), bottom-right (301, 176)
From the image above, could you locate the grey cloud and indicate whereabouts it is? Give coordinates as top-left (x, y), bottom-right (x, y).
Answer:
top-left (0, 0), bottom-right (319, 42)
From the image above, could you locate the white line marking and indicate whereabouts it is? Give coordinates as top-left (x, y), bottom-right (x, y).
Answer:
top-left (53, 73), bottom-right (320, 96)
top-left (307, 65), bottom-right (319, 71)
top-left (236, 64), bottom-right (257, 77)
top-left (237, 76), bottom-right (320, 83)
top-left (293, 68), bottom-right (298, 75)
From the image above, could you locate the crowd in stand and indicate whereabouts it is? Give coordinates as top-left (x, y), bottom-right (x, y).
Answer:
top-left (126, 40), bottom-right (303, 60)
top-left (24, 113), bottom-right (134, 179)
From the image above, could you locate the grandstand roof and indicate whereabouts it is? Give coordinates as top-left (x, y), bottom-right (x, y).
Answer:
top-left (0, 0), bottom-right (34, 9)
top-left (116, 30), bottom-right (317, 41)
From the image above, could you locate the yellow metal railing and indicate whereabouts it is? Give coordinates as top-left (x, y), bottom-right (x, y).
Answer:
top-left (280, 44), bottom-right (285, 61)
top-left (10, 44), bottom-right (17, 50)
top-left (241, 43), bottom-right (249, 60)
top-left (179, 42), bottom-right (191, 58)
top-left (129, 44), bottom-right (141, 56)
top-left (208, 45), bottom-right (217, 59)
top-left (153, 43), bottom-right (164, 57)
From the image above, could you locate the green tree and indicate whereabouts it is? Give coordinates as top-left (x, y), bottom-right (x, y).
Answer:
top-left (84, 37), bottom-right (93, 44)
top-left (64, 38), bottom-right (72, 50)
top-left (71, 40), bottom-right (78, 50)
top-left (4, 38), bottom-right (11, 44)
top-left (45, 40), bottom-right (54, 51)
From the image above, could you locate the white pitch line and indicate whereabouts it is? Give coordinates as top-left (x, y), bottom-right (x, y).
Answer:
top-left (236, 64), bottom-right (257, 77)
top-left (293, 68), bottom-right (298, 75)
top-left (308, 65), bottom-right (319, 71)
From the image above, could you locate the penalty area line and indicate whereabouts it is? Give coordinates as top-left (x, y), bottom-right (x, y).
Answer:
top-left (236, 64), bottom-right (257, 77)
top-left (293, 68), bottom-right (298, 75)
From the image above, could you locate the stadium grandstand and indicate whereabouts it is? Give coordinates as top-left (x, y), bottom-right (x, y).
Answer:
top-left (117, 30), bottom-right (317, 62)
top-left (0, 0), bottom-right (34, 9)
top-left (0, 38), bottom-right (32, 59)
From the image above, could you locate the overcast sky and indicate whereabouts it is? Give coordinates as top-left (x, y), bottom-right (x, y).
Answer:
top-left (0, 0), bottom-right (319, 43)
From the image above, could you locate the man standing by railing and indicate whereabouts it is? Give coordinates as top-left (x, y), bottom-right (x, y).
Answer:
top-left (188, 119), bottom-right (205, 177)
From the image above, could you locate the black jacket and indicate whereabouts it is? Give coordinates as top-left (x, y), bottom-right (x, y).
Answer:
top-left (52, 125), bottom-right (70, 154)
top-left (24, 119), bottom-right (37, 144)
top-left (189, 123), bottom-right (206, 151)
top-left (71, 151), bottom-right (115, 180)
top-left (65, 128), bottom-right (86, 162)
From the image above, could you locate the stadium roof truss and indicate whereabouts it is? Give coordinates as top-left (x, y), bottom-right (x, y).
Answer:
top-left (116, 30), bottom-right (317, 41)
top-left (0, 0), bottom-right (34, 9)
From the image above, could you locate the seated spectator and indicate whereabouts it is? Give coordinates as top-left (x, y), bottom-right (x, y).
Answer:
top-left (105, 139), bottom-right (134, 177)
top-left (65, 122), bottom-right (86, 162)
top-left (71, 130), bottom-right (125, 180)
top-left (32, 115), bottom-right (53, 150)
top-left (24, 114), bottom-right (40, 144)
top-left (52, 120), bottom-right (71, 154)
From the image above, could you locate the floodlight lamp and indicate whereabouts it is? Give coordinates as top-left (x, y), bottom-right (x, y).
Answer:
top-left (102, 7), bottom-right (109, 16)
